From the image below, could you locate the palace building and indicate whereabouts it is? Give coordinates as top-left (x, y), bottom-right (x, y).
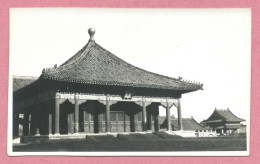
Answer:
top-left (201, 108), bottom-right (245, 135)
top-left (13, 28), bottom-right (203, 137)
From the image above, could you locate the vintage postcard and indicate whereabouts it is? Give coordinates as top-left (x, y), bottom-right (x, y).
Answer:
top-left (8, 8), bottom-right (251, 156)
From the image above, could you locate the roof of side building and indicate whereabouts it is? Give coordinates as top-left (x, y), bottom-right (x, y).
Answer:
top-left (13, 76), bottom-right (38, 92)
top-left (160, 116), bottom-right (211, 130)
top-left (204, 108), bottom-right (245, 123)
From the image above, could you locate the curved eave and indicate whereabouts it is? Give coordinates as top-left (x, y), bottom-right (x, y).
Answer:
top-left (41, 74), bottom-right (202, 93)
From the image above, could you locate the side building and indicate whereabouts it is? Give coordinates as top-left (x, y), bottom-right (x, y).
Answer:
top-left (160, 116), bottom-right (215, 137)
top-left (201, 108), bottom-right (245, 135)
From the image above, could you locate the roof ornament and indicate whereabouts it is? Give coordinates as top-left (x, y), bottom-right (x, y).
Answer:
top-left (42, 64), bottom-right (58, 74)
top-left (88, 28), bottom-right (95, 41)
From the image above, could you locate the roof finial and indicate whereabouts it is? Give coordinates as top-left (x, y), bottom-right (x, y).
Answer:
top-left (88, 28), bottom-right (95, 40)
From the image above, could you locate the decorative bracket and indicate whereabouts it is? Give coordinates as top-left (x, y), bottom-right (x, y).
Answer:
top-left (160, 98), bottom-right (179, 108)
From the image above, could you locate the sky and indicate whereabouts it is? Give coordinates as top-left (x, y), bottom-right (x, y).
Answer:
top-left (9, 8), bottom-right (251, 124)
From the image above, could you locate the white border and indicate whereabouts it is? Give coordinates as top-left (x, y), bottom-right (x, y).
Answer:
top-left (7, 8), bottom-right (250, 156)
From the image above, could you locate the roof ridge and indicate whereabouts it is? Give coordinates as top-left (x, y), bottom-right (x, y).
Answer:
top-left (13, 75), bottom-right (39, 79)
top-left (42, 40), bottom-right (94, 74)
top-left (215, 108), bottom-right (228, 111)
top-left (60, 40), bottom-right (94, 68)
top-left (95, 43), bottom-right (202, 88)
top-left (224, 108), bottom-right (246, 122)
top-left (205, 109), bottom-right (224, 122)
top-left (191, 117), bottom-right (204, 128)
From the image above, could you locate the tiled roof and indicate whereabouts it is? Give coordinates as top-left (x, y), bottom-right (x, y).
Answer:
top-left (205, 108), bottom-right (245, 123)
top-left (158, 116), bottom-right (175, 125)
top-left (160, 117), bottom-right (210, 130)
top-left (41, 36), bottom-right (203, 92)
top-left (158, 116), bottom-right (166, 125)
top-left (13, 76), bottom-right (38, 92)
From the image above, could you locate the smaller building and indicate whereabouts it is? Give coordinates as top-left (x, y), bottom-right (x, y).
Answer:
top-left (202, 108), bottom-right (245, 135)
top-left (13, 76), bottom-right (38, 138)
top-left (160, 116), bottom-right (215, 137)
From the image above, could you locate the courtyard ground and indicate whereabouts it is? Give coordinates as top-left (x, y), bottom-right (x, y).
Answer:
top-left (13, 132), bottom-right (247, 152)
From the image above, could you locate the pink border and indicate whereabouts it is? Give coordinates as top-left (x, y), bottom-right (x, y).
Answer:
top-left (0, 0), bottom-right (259, 163)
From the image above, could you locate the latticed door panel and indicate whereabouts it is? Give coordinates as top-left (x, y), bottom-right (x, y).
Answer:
top-left (110, 111), bottom-right (125, 132)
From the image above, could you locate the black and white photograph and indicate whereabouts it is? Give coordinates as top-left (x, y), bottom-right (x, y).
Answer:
top-left (8, 8), bottom-right (250, 156)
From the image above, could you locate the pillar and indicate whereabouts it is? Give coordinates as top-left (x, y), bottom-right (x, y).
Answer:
top-left (23, 110), bottom-right (29, 136)
top-left (35, 108), bottom-right (40, 136)
top-left (48, 108), bottom-right (52, 135)
top-left (105, 95), bottom-right (111, 132)
top-left (177, 99), bottom-right (183, 130)
top-left (124, 113), bottom-right (126, 132)
top-left (70, 113), bottom-right (74, 134)
top-left (29, 112), bottom-right (31, 136)
top-left (88, 113), bottom-right (92, 133)
top-left (134, 114), bottom-right (138, 132)
top-left (151, 114), bottom-right (154, 131)
top-left (166, 101), bottom-right (171, 131)
top-left (13, 112), bottom-right (18, 138)
top-left (98, 114), bottom-right (103, 132)
top-left (142, 99), bottom-right (147, 131)
top-left (74, 96), bottom-right (79, 134)
top-left (54, 97), bottom-right (60, 135)
top-left (83, 110), bottom-right (87, 132)
top-left (156, 105), bottom-right (160, 132)
top-left (155, 114), bottom-right (159, 132)
top-left (67, 113), bottom-right (73, 134)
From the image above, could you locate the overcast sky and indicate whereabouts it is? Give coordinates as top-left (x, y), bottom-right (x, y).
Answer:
top-left (10, 8), bottom-right (251, 124)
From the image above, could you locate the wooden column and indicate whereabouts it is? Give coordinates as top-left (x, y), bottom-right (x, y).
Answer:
top-left (88, 113), bottom-right (92, 133)
top-left (142, 99), bottom-right (147, 131)
top-left (54, 97), bottom-right (60, 135)
top-left (48, 105), bottom-right (52, 135)
top-left (13, 112), bottom-right (18, 138)
top-left (105, 95), bottom-right (111, 132)
top-left (23, 110), bottom-right (29, 136)
top-left (134, 114), bottom-right (138, 132)
top-left (151, 114), bottom-right (154, 132)
top-left (74, 95), bottom-right (79, 133)
top-left (166, 101), bottom-right (171, 131)
top-left (155, 115), bottom-right (159, 132)
top-left (123, 113), bottom-right (126, 132)
top-left (98, 114), bottom-right (103, 132)
top-left (83, 110), bottom-right (87, 132)
top-left (177, 100), bottom-right (183, 130)
top-left (48, 114), bottom-right (52, 135)
top-left (29, 112), bottom-right (31, 136)
top-left (35, 108), bottom-right (40, 136)
top-left (156, 105), bottom-right (160, 132)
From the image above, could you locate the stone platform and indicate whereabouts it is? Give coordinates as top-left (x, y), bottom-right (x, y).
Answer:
top-left (19, 131), bottom-right (155, 144)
